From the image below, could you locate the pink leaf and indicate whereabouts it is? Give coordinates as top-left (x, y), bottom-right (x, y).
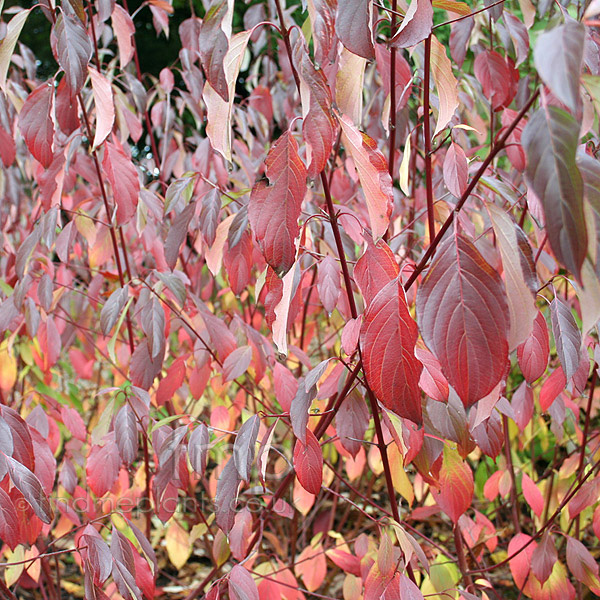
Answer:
top-left (521, 472), bottom-right (544, 518)
top-left (317, 256), bottom-right (341, 314)
top-left (354, 237), bottom-right (399, 307)
top-left (88, 66), bottom-right (114, 149)
top-left (338, 114), bottom-right (392, 240)
top-left (111, 5), bottom-right (135, 67)
top-left (335, 0), bottom-right (374, 60)
top-left (443, 142), bottom-right (468, 198)
top-left (517, 310), bottom-right (549, 382)
top-left (86, 439), bottom-right (120, 497)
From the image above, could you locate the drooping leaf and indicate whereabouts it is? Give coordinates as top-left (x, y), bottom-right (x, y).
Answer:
top-left (165, 201), bottom-right (195, 270)
top-left (335, 47), bottom-right (367, 126)
top-left (487, 203), bottom-right (537, 350)
top-left (531, 531), bottom-right (557, 585)
top-left (198, 0), bottom-right (232, 102)
top-left (114, 404), bottom-right (138, 466)
top-left (443, 142), bottom-right (468, 198)
top-left (229, 564), bottom-right (259, 600)
top-left (306, 0), bottom-right (336, 65)
top-left (6, 455), bottom-right (53, 524)
top-left (248, 130), bottom-right (307, 276)
top-left (215, 457), bottom-right (241, 533)
top-left (293, 428), bottom-right (323, 495)
top-left (539, 366), bottom-right (566, 411)
top-left (102, 140), bottom-right (140, 225)
top-left (521, 472), bottom-right (544, 518)
top-left (416, 234), bottom-right (510, 408)
top-left (204, 30), bottom-right (251, 161)
top-left (294, 40), bottom-right (336, 179)
top-left (354, 238), bottom-right (399, 307)
top-left (18, 83), bottom-right (54, 168)
top-left (317, 256), bottom-right (341, 314)
top-left (336, 392), bottom-right (370, 458)
top-left (566, 535), bottom-right (600, 591)
top-left (233, 414), bottom-right (260, 482)
top-left (390, 0), bottom-right (433, 49)
top-left (522, 106), bottom-right (586, 281)
top-left (88, 66), bottom-right (115, 149)
top-left (360, 278), bottom-right (423, 425)
top-left (335, 0), bottom-right (374, 60)
top-left (511, 381), bottom-right (534, 431)
top-left (111, 4), bottom-right (135, 67)
top-left (188, 423), bottom-right (209, 476)
top-left (517, 311), bottom-right (549, 382)
top-left (54, 7), bottom-right (92, 96)
top-left (86, 439), bottom-right (120, 497)
top-left (430, 35), bottom-right (459, 136)
top-left (503, 12), bottom-right (530, 66)
top-left (534, 21), bottom-right (585, 113)
top-left (0, 9), bottom-right (31, 90)
top-left (0, 487), bottom-right (20, 550)
top-left (474, 50), bottom-right (516, 110)
top-left (550, 296), bottom-right (582, 381)
top-left (100, 285), bottom-right (129, 336)
top-left (338, 114), bottom-right (392, 240)
top-left (432, 445), bottom-right (473, 523)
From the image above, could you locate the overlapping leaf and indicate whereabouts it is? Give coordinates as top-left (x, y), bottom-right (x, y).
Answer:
top-left (248, 130), bottom-right (307, 276)
top-left (416, 234), bottom-right (510, 408)
top-left (522, 105), bottom-right (586, 281)
top-left (361, 278), bottom-right (423, 424)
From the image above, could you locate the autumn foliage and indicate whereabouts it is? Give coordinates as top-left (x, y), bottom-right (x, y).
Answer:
top-left (1, 0), bottom-right (600, 598)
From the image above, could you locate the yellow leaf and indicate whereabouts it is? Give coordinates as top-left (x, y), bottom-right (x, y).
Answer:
top-left (0, 340), bottom-right (16, 392)
top-left (388, 443), bottom-right (414, 505)
top-left (432, 0), bottom-right (471, 15)
top-left (4, 546), bottom-right (24, 588)
top-left (165, 520), bottom-right (192, 570)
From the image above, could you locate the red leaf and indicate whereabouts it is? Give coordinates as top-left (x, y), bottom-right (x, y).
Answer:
top-left (0, 486), bottom-right (21, 550)
top-left (164, 201), bottom-right (195, 270)
top-left (443, 142), bottom-right (468, 198)
top-left (415, 347), bottom-right (449, 402)
top-left (432, 445), bottom-right (473, 523)
top-left (86, 439), bottom-right (120, 497)
top-left (224, 230), bottom-right (253, 296)
top-left (18, 84), bottom-right (54, 167)
top-left (521, 472), bottom-right (544, 518)
top-left (360, 278), bottom-right (423, 424)
top-left (273, 362), bottom-right (298, 413)
top-left (517, 311), bottom-right (549, 382)
top-left (568, 476), bottom-right (600, 519)
top-left (54, 7), bottom-right (92, 96)
top-left (474, 50), bottom-right (515, 110)
top-left (341, 317), bottom-right (361, 355)
top-left (156, 355), bottom-right (186, 406)
top-left (0, 124), bottom-right (16, 167)
top-left (335, 0), bottom-right (374, 60)
top-left (102, 140), bottom-right (140, 225)
top-left (338, 114), bottom-right (393, 240)
top-left (295, 40), bottom-right (336, 178)
top-left (416, 234), bottom-right (510, 408)
top-left (248, 130), bottom-right (307, 276)
top-left (390, 0), bottom-right (433, 48)
top-left (539, 367), bottom-right (566, 411)
top-left (293, 428), bottom-right (323, 495)
top-left (508, 533), bottom-right (536, 589)
top-left (354, 237), bottom-right (399, 307)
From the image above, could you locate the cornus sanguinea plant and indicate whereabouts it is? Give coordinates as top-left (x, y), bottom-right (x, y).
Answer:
top-left (1, 0), bottom-right (600, 598)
